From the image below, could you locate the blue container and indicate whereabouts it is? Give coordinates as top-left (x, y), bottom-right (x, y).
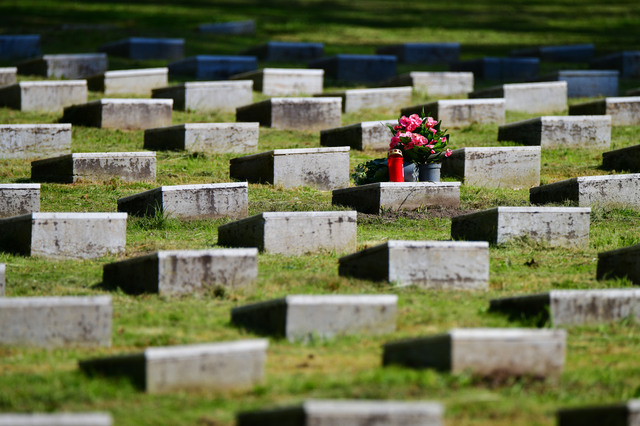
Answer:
top-left (308, 54), bottom-right (396, 84)
top-left (168, 55), bottom-right (258, 80)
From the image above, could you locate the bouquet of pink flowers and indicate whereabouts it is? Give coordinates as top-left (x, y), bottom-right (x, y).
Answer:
top-left (388, 113), bottom-right (452, 165)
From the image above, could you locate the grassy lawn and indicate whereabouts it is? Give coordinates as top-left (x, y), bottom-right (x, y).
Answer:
top-left (1, 1), bottom-right (640, 425)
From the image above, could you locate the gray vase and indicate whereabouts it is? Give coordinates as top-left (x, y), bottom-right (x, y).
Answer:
top-left (403, 160), bottom-right (417, 182)
top-left (418, 163), bottom-right (441, 182)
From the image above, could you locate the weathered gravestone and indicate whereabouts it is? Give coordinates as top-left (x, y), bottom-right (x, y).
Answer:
top-left (118, 182), bottom-right (248, 220)
top-left (377, 42), bottom-right (460, 64)
top-left (241, 41), bottom-right (324, 62)
top-left (0, 296), bottom-right (112, 347)
top-left (152, 81), bottom-right (253, 112)
top-left (308, 54), bottom-right (396, 83)
top-left (218, 211), bottom-right (357, 255)
top-left (510, 44), bottom-right (594, 62)
top-left (498, 116), bottom-right (611, 149)
top-left (231, 295), bottom-right (397, 342)
top-left (0, 35), bottom-right (41, 60)
top-left (31, 152), bottom-right (156, 183)
top-left (597, 244), bottom-right (640, 284)
top-left (236, 97), bottom-right (341, 131)
top-left (401, 99), bottom-right (505, 127)
top-left (168, 55), bottom-right (257, 80)
top-left (469, 81), bottom-right (567, 114)
top-left (0, 413), bottom-right (112, 426)
top-left (539, 70), bottom-right (618, 98)
top-left (442, 146), bottom-right (541, 189)
top-left (144, 123), bottom-right (259, 154)
top-left (490, 289), bottom-right (640, 326)
top-left (602, 144), bottom-right (640, 172)
top-left (569, 97), bottom-right (640, 126)
top-left (79, 339), bottom-right (268, 393)
top-left (0, 184), bottom-right (40, 218)
top-left (87, 68), bottom-right (168, 96)
top-left (451, 57), bottom-right (539, 81)
top-left (0, 81), bottom-right (87, 113)
top-left (230, 68), bottom-right (323, 96)
top-left (332, 182), bottom-right (461, 213)
top-left (0, 124), bottom-right (71, 159)
top-left (339, 240), bottom-right (488, 289)
top-left (17, 53), bottom-right (107, 79)
top-left (557, 399), bottom-right (640, 426)
top-left (61, 99), bottom-right (172, 130)
top-left (103, 248), bottom-right (258, 296)
top-left (0, 212), bottom-right (127, 259)
top-left (451, 206), bottom-right (591, 248)
top-left (199, 20), bottom-right (255, 35)
top-left (320, 120), bottom-right (396, 150)
top-left (0, 68), bottom-right (16, 87)
top-left (229, 147), bottom-right (349, 190)
top-left (591, 51), bottom-right (640, 78)
top-left (0, 264), bottom-right (5, 296)
top-left (237, 399), bottom-right (444, 426)
top-left (530, 174), bottom-right (640, 207)
top-left (383, 328), bottom-right (567, 378)
top-left (315, 86), bottom-right (412, 113)
top-left (98, 37), bottom-right (184, 60)
top-left (382, 71), bottom-right (474, 96)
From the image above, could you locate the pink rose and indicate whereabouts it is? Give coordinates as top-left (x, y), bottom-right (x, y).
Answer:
top-left (440, 137), bottom-right (447, 143)
top-left (411, 133), bottom-right (427, 146)
top-left (445, 149), bottom-right (452, 157)
top-left (425, 117), bottom-right (438, 127)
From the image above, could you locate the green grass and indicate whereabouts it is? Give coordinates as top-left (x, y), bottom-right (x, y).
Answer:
top-left (1, 0), bottom-right (640, 425)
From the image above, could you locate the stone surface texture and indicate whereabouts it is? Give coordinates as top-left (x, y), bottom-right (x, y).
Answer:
top-left (320, 120), bottom-right (396, 151)
top-left (0, 212), bottom-right (127, 259)
top-left (218, 211), bottom-right (357, 255)
top-left (103, 248), bottom-right (258, 296)
top-left (498, 115), bottom-right (611, 149)
top-left (117, 182), bottom-right (248, 220)
top-left (442, 146), bottom-right (540, 189)
top-left (382, 71), bottom-right (473, 96)
top-left (569, 96), bottom-right (640, 125)
top-left (230, 147), bottom-right (349, 190)
top-left (597, 244), bottom-right (640, 285)
top-left (557, 399), bottom-right (640, 426)
top-left (469, 81), bottom-right (567, 113)
top-left (168, 55), bottom-right (257, 80)
top-left (0, 124), bottom-right (71, 159)
top-left (315, 87), bottom-right (412, 113)
top-left (152, 81), bottom-right (253, 112)
top-left (0, 296), bottom-right (112, 347)
top-left (61, 99), bottom-right (172, 130)
top-left (540, 70), bottom-right (619, 98)
top-left (0, 264), bottom-right (5, 297)
top-left (0, 413), bottom-right (112, 426)
top-left (603, 144), bottom-right (640, 172)
top-left (401, 99), bottom-right (505, 127)
top-left (530, 174), bottom-right (640, 207)
top-left (231, 295), bottom-right (397, 342)
top-left (338, 240), bottom-right (489, 289)
top-left (0, 80), bottom-right (87, 112)
top-left (17, 53), bottom-right (108, 79)
top-left (98, 37), bottom-right (184, 60)
top-left (308, 54), bottom-right (397, 83)
top-left (0, 184), bottom-right (40, 218)
top-left (230, 68), bottom-right (323, 96)
top-left (144, 123), bottom-right (259, 154)
top-left (591, 51), bottom-right (640, 78)
top-left (236, 97), bottom-right (341, 131)
top-left (451, 57), bottom-right (539, 81)
top-left (87, 68), bottom-right (168, 96)
top-left (0, 67), bottom-right (17, 87)
top-left (451, 207), bottom-right (591, 247)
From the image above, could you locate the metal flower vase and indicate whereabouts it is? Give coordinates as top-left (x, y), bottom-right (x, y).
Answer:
top-left (418, 163), bottom-right (441, 182)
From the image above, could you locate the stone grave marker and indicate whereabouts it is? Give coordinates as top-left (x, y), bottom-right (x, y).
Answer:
top-left (530, 174), bottom-right (640, 207)
top-left (383, 328), bottom-right (567, 378)
top-left (308, 54), bottom-right (396, 83)
top-left (338, 240), bottom-right (488, 289)
top-left (0, 296), bottom-right (112, 347)
top-left (98, 37), bottom-right (184, 60)
top-left (315, 86), bottom-right (412, 113)
top-left (236, 97), bottom-right (341, 131)
top-left (0, 212), bottom-right (127, 259)
top-left (332, 182), bottom-right (461, 213)
top-left (377, 42), bottom-right (460, 64)
top-left (230, 68), bottom-right (323, 96)
top-left (591, 51), bottom-right (640, 78)
top-left (61, 99), bottom-right (172, 130)
top-left (0, 124), bottom-right (71, 159)
top-left (320, 120), bottom-right (396, 150)
top-left (401, 99), bottom-right (505, 127)
top-left (451, 206), bottom-right (591, 247)
top-left (0, 264), bottom-right (4, 296)
top-left (87, 68), bottom-right (168, 96)
top-left (597, 244), bottom-right (640, 284)
top-left (18, 53), bottom-right (107, 79)
top-left (144, 123), bottom-right (259, 154)
top-left (218, 211), bottom-right (357, 255)
top-left (0, 413), bottom-right (112, 426)
top-left (442, 146), bottom-right (541, 189)
top-left (229, 147), bottom-right (349, 190)
top-left (490, 289), bottom-right (640, 326)
top-left (168, 55), bottom-right (257, 80)
top-left (538, 70), bottom-right (618, 98)
top-left (0, 81), bottom-right (87, 113)
top-left (237, 399), bottom-right (444, 426)
top-left (498, 116), bottom-right (611, 149)
top-left (31, 152), bottom-right (156, 183)
top-left (241, 41), bottom-right (324, 62)
top-left (451, 57), bottom-right (539, 81)
top-left (231, 295), bottom-right (397, 342)
top-left (557, 399), bottom-right (640, 426)
top-left (199, 20), bottom-right (255, 35)
top-left (0, 35), bottom-right (41, 60)
top-left (382, 71), bottom-right (474, 96)
top-left (510, 43), bottom-right (594, 62)
top-left (152, 81), bottom-right (253, 112)
top-left (0, 184), bottom-right (40, 218)
top-left (0, 68), bottom-right (17, 87)
top-left (118, 182), bottom-right (248, 220)
top-left (469, 81), bottom-right (567, 113)
top-left (103, 248), bottom-right (258, 296)
top-left (602, 144), bottom-right (640, 172)
top-left (628, 87), bottom-right (640, 96)
top-left (79, 339), bottom-right (268, 393)
top-left (569, 97), bottom-right (640, 126)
